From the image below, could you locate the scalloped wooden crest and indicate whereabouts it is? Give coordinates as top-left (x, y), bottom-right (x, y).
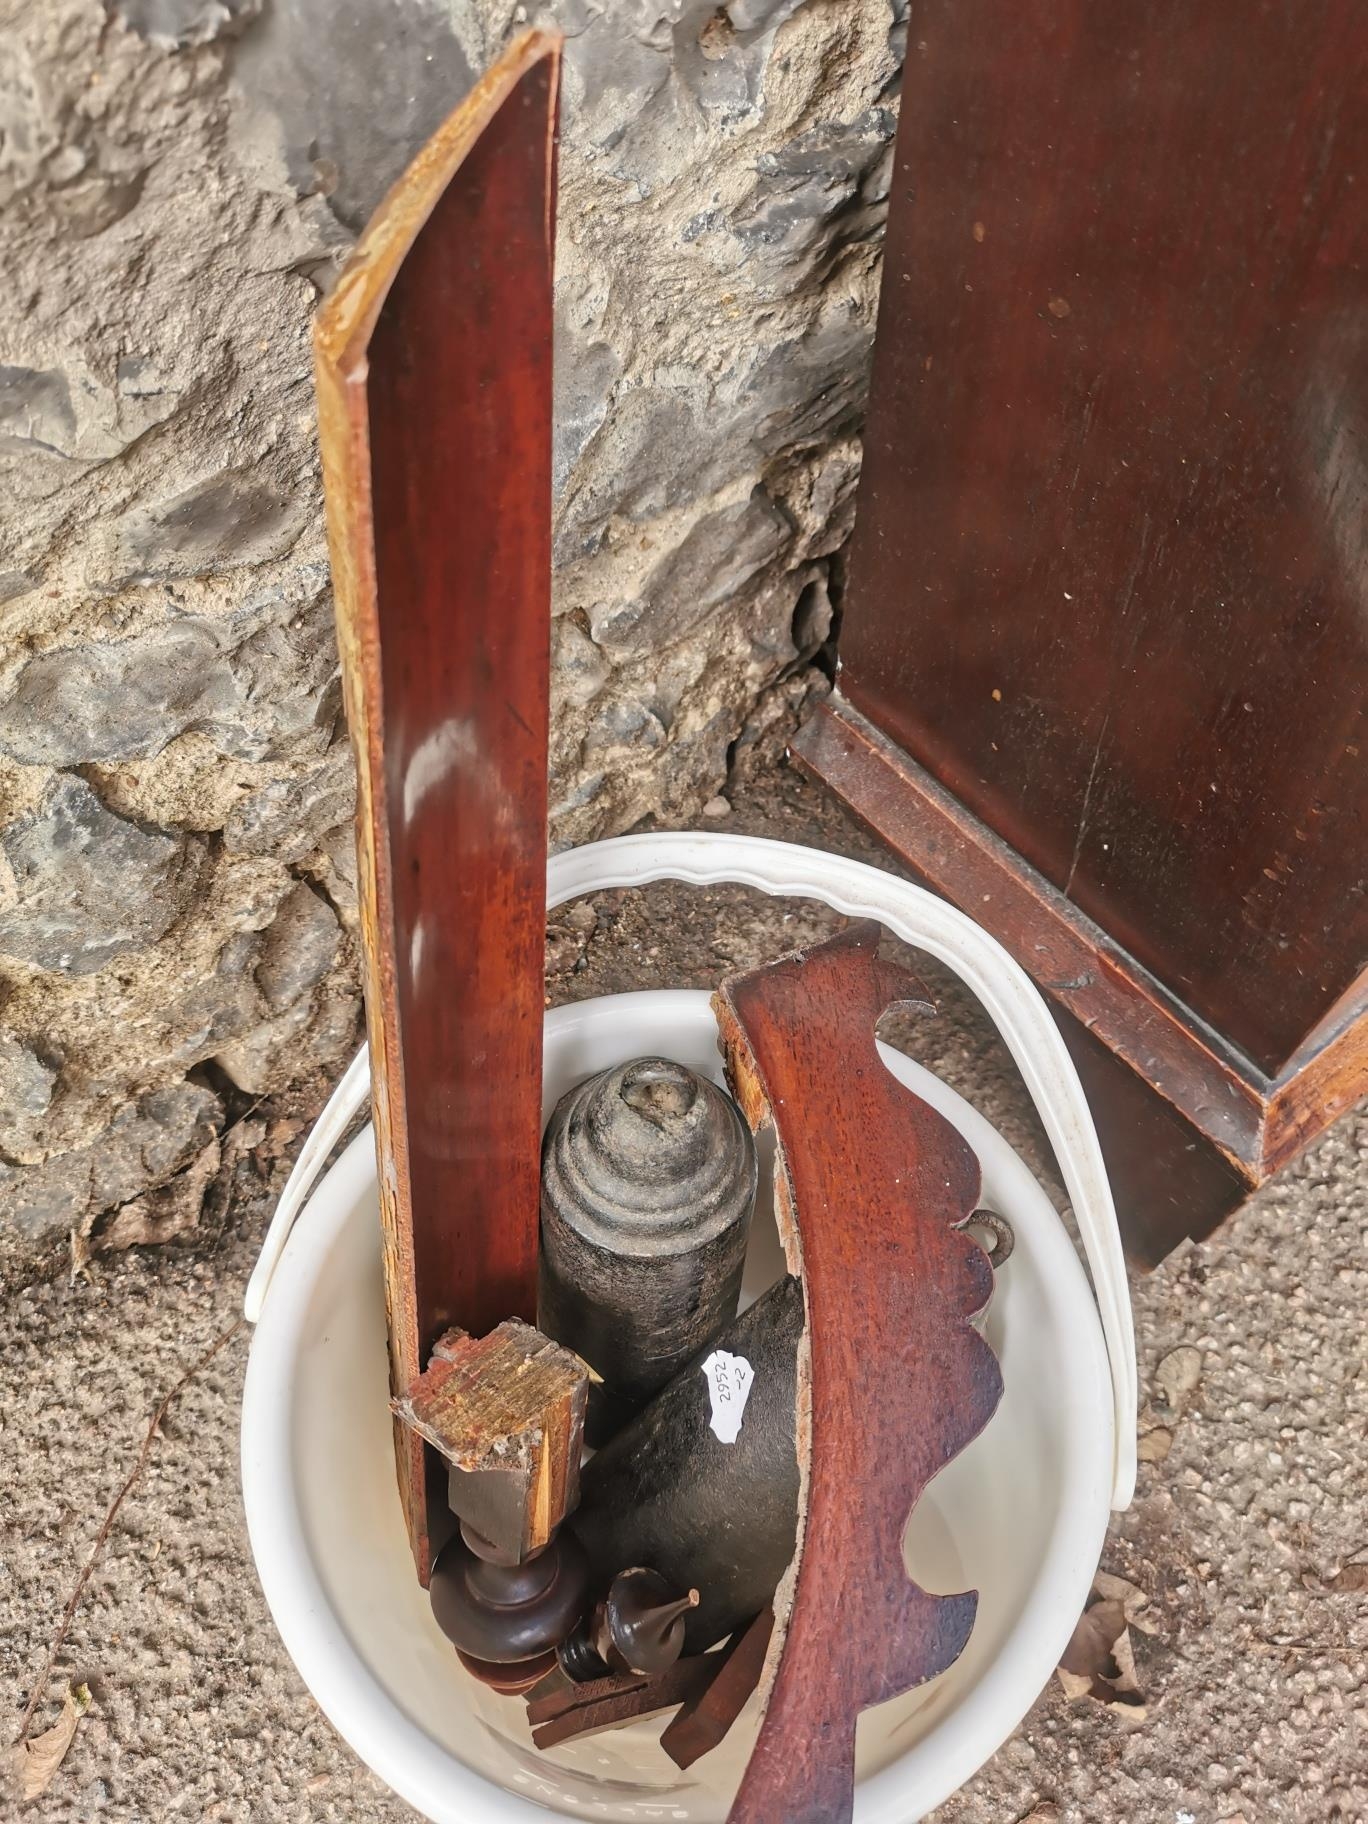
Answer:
top-left (714, 921), bottom-right (1005, 1824)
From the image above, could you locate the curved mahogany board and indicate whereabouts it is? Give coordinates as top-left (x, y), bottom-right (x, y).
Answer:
top-left (314, 31), bottom-right (561, 1579)
top-left (712, 923), bottom-right (1003, 1824)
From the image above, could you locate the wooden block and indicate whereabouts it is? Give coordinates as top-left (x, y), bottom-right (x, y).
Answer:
top-left (525, 1667), bottom-right (651, 1727)
top-left (713, 923), bottom-right (1004, 1824)
top-left (393, 1320), bottom-right (588, 1561)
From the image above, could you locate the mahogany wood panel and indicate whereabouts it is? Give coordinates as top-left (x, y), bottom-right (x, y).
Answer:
top-left (796, 700), bottom-right (1368, 1260)
top-left (839, 0), bottom-right (1368, 1076)
top-left (1054, 1017), bottom-right (1251, 1269)
top-left (314, 31), bottom-right (560, 1578)
top-left (797, 701), bottom-right (1265, 1166)
top-left (714, 925), bottom-right (1002, 1824)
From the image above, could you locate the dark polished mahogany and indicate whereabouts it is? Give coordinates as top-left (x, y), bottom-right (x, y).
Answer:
top-left (315, 33), bottom-right (560, 1575)
top-left (714, 925), bottom-right (1002, 1824)
top-left (801, 0), bottom-right (1367, 1257)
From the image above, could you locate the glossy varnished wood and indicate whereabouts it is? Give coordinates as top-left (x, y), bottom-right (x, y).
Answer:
top-left (838, 0), bottom-right (1368, 1077)
top-left (797, 700), bottom-right (1368, 1261)
top-left (314, 32), bottom-right (560, 1577)
top-left (714, 925), bottom-right (1002, 1824)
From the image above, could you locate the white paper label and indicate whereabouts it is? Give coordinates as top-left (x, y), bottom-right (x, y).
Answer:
top-left (702, 1349), bottom-right (755, 1445)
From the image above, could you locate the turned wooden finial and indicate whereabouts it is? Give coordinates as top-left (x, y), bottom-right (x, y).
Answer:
top-left (394, 1319), bottom-right (593, 1688)
top-left (557, 1567), bottom-right (700, 1683)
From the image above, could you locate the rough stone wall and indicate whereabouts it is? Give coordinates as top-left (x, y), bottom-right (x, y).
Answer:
top-left (0, 0), bottom-right (903, 1281)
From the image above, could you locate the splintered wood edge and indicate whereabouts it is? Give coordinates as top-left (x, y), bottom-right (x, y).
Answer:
top-left (710, 988), bottom-right (813, 1736)
top-left (393, 1321), bottom-right (588, 1550)
top-left (312, 28), bottom-right (562, 1580)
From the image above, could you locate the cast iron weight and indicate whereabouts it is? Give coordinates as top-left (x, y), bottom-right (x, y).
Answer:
top-left (570, 1274), bottom-right (805, 1656)
top-left (540, 1056), bottom-right (757, 1443)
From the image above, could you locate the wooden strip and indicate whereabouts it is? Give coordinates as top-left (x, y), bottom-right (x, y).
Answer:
top-left (1265, 969), bottom-right (1368, 1175)
top-left (659, 1608), bottom-right (773, 1771)
top-left (714, 926), bottom-right (1003, 1824)
top-left (314, 30), bottom-right (561, 1579)
top-left (529, 1656), bottom-right (720, 1751)
top-left (525, 1667), bottom-right (650, 1727)
top-left (795, 696), bottom-right (1271, 1170)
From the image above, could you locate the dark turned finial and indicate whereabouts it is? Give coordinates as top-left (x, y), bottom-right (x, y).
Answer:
top-left (557, 1567), bottom-right (700, 1684)
top-left (430, 1520), bottom-right (592, 1695)
top-left (539, 1056), bottom-right (757, 1443)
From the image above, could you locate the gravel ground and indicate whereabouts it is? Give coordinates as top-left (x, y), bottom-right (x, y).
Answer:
top-left (3, 761), bottom-right (1365, 1823)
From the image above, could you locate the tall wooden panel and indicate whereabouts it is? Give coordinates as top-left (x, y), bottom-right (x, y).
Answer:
top-left (315, 33), bottom-right (560, 1573)
top-left (798, 1), bottom-right (1367, 1259)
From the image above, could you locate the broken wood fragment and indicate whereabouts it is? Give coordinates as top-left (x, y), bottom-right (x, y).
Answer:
top-left (712, 922), bottom-right (1004, 1824)
top-left (394, 1319), bottom-right (588, 1562)
top-left (315, 26), bottom-right (562, 1581)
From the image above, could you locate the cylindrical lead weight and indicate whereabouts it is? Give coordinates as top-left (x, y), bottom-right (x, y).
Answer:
top-left (538, 1056), bottom-right (757, 1444)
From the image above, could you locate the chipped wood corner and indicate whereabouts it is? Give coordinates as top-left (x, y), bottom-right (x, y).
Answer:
top-left (394, 1320), bottom-right (588, 1561)
top-left (315, 28), bottom-right (562, 385)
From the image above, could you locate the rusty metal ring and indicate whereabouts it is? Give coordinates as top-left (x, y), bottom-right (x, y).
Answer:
top-left (967, 1208), bottom-right (1015, 1269)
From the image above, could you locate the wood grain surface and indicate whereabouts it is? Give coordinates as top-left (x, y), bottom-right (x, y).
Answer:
top-left (659, 1606), bottom-right (774, 1771)
top-left (314, 30), bottom-right (560, 1578)
top-left (796, 701), bottom-right (1368, 1261)
top-left (393, 1320), bottom-right (587, 1562)
top-left (837, 0), bottom-right (1368, 1077)
top-left (801, 1), bottom-right (1368, 1259)
top-left (713, 924), bottom-right (1003, 1824)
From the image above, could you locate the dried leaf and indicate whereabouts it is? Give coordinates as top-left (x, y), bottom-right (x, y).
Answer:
top-left (1056, 1596), bottom-right (1148, 1724)
top-left (1093, 1570), bottom-right (1161, 1636)
top-left (1324, 1561), bottom-right (1368, 1593)
top-left (1056, 1667), bottom-right (1096, 1701)
top-left (1137, 1425), bottom-right (1174, 1463)
top-left (6, 1684), bottom-right (91, 1801)
top-left (1103, 1692), bottom-right (1148, 1729)
top-left (1060, 1598), bottom-right (1127, 1679)
top-left (92, 1136), bottom-right (221, 1253)
top-left (252, 1117), bottom-right (300, 1167)
top-left (1155, 1346), bottom-right (1203, 1416)
top-left (1015, 1806), bottom-right (1060, 1824)
top-left (1110, 1623), bottom-right (1142, 1693)
top-left (1093, 1570), bottom-right (1147, 1613)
